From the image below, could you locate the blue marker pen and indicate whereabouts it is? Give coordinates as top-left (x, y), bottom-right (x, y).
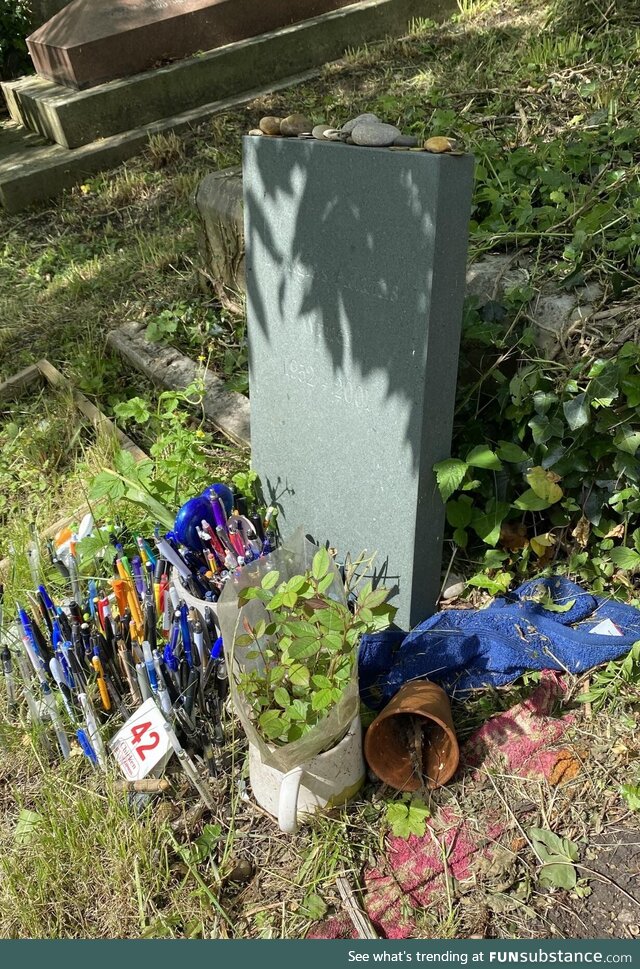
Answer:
top-left (76, 728), bottom-right (98, 766)
top-left (179, 604), bottom-right (193, 668)
top-left (142, 640), bottom-right (158, 693)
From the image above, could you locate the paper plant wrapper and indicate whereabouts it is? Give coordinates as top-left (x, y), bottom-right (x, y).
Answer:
top-left (217, 527), bottom-right (360, 773)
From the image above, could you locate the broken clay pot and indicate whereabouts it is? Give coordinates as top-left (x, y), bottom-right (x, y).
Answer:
top-left (364, 680), bottom-right (459, 791)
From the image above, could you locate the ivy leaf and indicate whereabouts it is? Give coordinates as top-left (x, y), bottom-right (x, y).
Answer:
top-left (563, 393), bottom-right (590, 431)
top-left (433, 458), bottom-right (468, 502)
top-left (526, 466), bottom-right (563, 503)
top-left (614, 428), bottom-right (640, 457)
top-left (514, 489), bottom-right (552, 511)
top-left (466, 445), bottom-right (503, 471)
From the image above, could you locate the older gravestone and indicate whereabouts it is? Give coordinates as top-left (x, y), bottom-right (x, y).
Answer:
top-left (27, 0), bottom-right (357, 89)
top-left (243, 137), bottom-right (474, 629)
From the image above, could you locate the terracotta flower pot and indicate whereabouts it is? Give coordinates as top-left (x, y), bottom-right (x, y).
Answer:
top-left (364, 680), bottom-right (459, 791)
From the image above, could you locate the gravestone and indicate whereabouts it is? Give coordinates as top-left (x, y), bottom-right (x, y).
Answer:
top-left (243, 137), bottom-right (474, 629)
top-left (27, 0), bottom-right (357, 89)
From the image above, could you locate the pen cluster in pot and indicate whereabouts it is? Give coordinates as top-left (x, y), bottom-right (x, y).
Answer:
top-left (0, 481), bottom-right (280, 779)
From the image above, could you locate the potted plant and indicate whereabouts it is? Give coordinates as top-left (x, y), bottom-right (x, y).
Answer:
top-left (225, 541), bottom-right (396, 832)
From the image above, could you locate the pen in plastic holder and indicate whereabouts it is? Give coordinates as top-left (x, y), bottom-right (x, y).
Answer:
top-left (162, 720), bottom-right (215, 810)
top-left (41, 681), bottom-right (71, 760)
top-left (78, 692), bottom-right (107, 770)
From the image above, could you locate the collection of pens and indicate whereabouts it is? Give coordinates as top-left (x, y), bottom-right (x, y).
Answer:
top-left (0, 480), bottom-right (279, 804)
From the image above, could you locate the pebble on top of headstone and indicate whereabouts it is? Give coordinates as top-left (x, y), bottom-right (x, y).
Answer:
top-left (253, 110), bottom-right (457, 154)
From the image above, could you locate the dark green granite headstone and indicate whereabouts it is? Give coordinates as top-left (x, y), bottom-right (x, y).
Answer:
top-left (243, 137), bottom-right (474, 628)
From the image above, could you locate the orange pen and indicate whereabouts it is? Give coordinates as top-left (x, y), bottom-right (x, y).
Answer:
top-left (92, 655), bottom-right (111, 712)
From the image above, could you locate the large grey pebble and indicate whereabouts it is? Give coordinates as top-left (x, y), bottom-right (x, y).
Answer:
top-left (441, 574), bottom-right (466, 600)
top-left (312, 124), bottom-right (331, 140)
top-left (351, 121), bottom-right (401, 147)
top-left (341, 112), bottom-right (380, 134)
top-left (393, 134), bottom-right (419, 147)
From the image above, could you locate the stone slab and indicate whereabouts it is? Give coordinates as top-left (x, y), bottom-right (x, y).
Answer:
top-left (27, 0), bottom-right (357, 89)
top-left (6, 0), bottom-right (456, 148)
top-left (243, 137), bottom-right (474, 628)
top-left (0, 68), bottom-right (317, 213)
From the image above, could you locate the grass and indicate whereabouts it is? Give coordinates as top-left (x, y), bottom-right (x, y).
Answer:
top-left (1, 0), bottom-right (640, 940)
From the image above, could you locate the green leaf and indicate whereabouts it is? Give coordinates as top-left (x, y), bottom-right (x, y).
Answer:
top-left (609, 547), bottom-right (640, 572)
top-left (526, 466), bottom-right (563, 503)
top-left (471, 500), bottom-right (510, 546)
top-left (317, 574), bottom-right (334, 595)
top-left (433, 458), bottom-right (468, 502)
top-left (446, 497), bottom-right (473, 529)
top-left (539, 863), bottom-right (577, 890)
top-left (14, 809), bottom-right (42, 846)
top-left (311, 688), bottom-right (334, 711)
top-left (529, 827), bottom-right (579, 889)
top-left (311, 547), bottom-right (330, 581)
top-left (467, 571), bottom-right (513, 596)
top-left (497, 441), bottom-right (529, 463)
top-left (261, 570), bottom-right (280, 590)
top-left (300, 892), bottom-right (328, 920)
top-left (563, 393), bottom-right (590, 431)
top-left (614, 427), bottom-right (640, 457)
top-left (386, 797), bottom-right (430, 839)
top-left (258, 710), bottom-right (287, 740)
top-left (288, 638), bottom-right (321, 660)
top-left (514, 489), bottom-right (552, 512)
top-left (466, 445), bottom-right (503, 471)
top-left (453, 527), bottom-right (468, 548)
top-left (311, 674), bottom-right (331, 689)
top-left (273, 687), bottom-right (290, 709)
top-left (288, 665), bottom-right (310, 688)
top-left (620, 784), bottom-right (640, 811)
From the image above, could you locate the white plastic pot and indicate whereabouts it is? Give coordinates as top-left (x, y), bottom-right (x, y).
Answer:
top-left (248, 716), bottom-right (365, 833)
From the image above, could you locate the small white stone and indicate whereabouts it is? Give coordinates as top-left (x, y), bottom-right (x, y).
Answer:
top-left (442, 574), bottom-right (465, 600)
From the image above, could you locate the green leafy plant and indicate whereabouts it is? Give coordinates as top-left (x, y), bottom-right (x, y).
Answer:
top-left (435, 323), bottom-right (640, 595)
top-left (90, 384), bottom-right (218, 527)
top-left (234, 548), bottom-right (395, 745)
top-left (385, 795), bottom-right (430, 839)
top-left (577, 640), bottom-right (640, 712)
top-left (620, 783), bottom-right (640, 811)
top-left (529, 827), bottom-right (580, 890)
top-left (0, 0), bottom-right (31, 80)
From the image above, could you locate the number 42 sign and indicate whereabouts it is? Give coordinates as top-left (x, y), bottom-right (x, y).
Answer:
top-left (109, 698), bottom-right (173, 781)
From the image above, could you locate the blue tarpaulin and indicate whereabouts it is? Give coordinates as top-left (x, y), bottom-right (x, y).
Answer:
top-left (359, 576), bottom-right (640, 708)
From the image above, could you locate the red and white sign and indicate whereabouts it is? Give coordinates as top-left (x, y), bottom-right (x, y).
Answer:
top-left (109, 698), bottom-right (172, 781)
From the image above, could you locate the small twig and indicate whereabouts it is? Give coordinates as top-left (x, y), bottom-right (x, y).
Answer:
top-left (576, 864), bottom-right (640, 909)
top-left (584, 676), bottom-right (593, 721)
top-left (336, 875), bottom-right (377, 939)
